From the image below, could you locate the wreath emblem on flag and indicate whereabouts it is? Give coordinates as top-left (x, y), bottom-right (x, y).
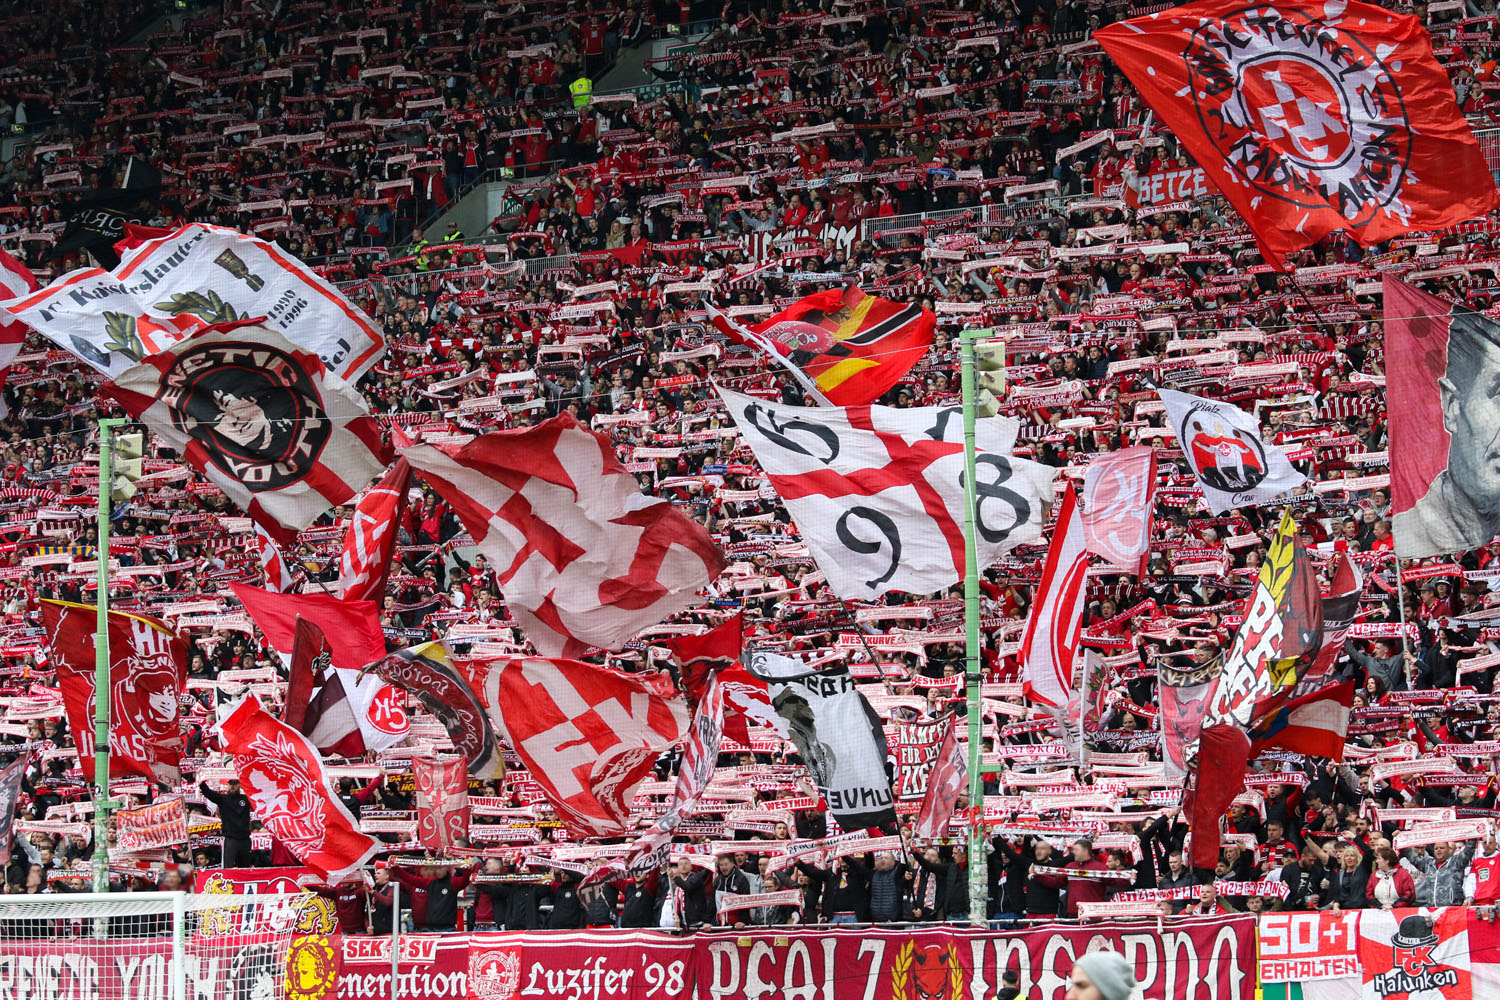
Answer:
top-left (1183, 4), bottom-right (1412, 227)
top-left (157, 341), bottom-right (331, 490)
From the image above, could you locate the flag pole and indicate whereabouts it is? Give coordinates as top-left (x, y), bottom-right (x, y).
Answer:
top-left (92, 416), bottom-right (124, 895)
top-left (959, 328), bottom-right (987, 925)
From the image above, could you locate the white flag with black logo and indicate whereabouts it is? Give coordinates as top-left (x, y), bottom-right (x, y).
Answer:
top-left (718, 388), bottom-right (1054, 600)
top-left (745, 651), bottom-right (896, 830)
top-left (1158, 388), bottom-right (1307, 514)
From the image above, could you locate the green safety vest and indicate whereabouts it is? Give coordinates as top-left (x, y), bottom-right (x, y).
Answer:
top-left (569, 76), bottom-right (593, 108)
top-left (445, 229), bottom-right (463, 242)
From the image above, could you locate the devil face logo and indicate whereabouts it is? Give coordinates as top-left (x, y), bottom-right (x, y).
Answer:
top-left (891, 941), bottom-right (962, 1000)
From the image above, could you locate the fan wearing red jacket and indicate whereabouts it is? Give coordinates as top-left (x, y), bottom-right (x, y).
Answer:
top-left (1035, 838), bottom-right (1135, 916)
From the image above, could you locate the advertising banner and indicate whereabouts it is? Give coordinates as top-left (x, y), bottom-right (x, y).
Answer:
top-left (193, 866), bottom-right (324, 894)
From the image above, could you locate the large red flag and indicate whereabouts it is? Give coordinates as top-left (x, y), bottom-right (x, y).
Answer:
top-left (710, 286), bottom-right (934, 405)
top-left (1385, 276), bottom-right (1500, 557)
top-left (218, 695), bottom-right (379, 883)
top-left (41, 600), bottom-right (185, 785)
top-left (1019, 484), bottom-right (1089, 707)
top-left (487, 656), bottom-right (688, 837)
top-left (414, 756), bottom-right (470, 852)
top-left (230, 584), bottom-right (386, 672)
top-left (1185, 724), bottom-right (1250, 871)
top-left (1082, 445), bottom-right (1156, 574)
top-left (1096, 0), bottom-right (1499, 268)
top-left (399, 418), bottom-right (724, 658)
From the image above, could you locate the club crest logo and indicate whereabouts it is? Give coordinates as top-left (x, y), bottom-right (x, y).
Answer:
top-left (1182, 4), bottom-right (1413, 229)
top-left (469, 946), bottom-right (523, 1000)
top-left (157, 341), bottom-right (330, 491)
top-left (889, 941), bottom-right (964, 1000)
top-left (1371, 914), bottom-right (1459, 997)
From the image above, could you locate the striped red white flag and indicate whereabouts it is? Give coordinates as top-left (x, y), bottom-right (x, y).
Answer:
top-left (399, 416), bottom-right (725, 657)
top-left (1019, 483), bottom-right (1090, 707)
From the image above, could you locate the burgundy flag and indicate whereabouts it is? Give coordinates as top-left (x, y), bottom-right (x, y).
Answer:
top-left (488, 656), bottom-right (688, 837)
top-left (915, 715), bottom-right (967, 840)
top-left (1386, 276), bottom-right (1500, 557)
top-left (399, 417), bottom-right (724, 657)
top-left (42, 600), bottom-right (185, 785)
top-left (1097, 0), bottom-right (1499, 269)
top-left (1082, 445), bottom-right (1156, 574)
top-left (339, 455), bottom-right (412, 601)
top-left (104, 321), bottom-right (390, 544)
top-left (1185, 724), bottom-right (1250, 871)
top-left (414, 756), bottom-right (470, 852)
top-left (1019, 484), bottom-right (1089, 707)
top-left (219, 695), bottom-right (379, 883)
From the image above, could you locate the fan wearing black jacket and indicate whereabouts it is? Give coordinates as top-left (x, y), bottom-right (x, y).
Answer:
top-left (668, 857), bottom-right (714, 928)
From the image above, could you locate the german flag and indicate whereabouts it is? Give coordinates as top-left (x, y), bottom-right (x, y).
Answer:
top-left (716, 286), bottom-right (934, 405)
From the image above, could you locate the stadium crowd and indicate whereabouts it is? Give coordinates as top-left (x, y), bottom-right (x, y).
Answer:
top-left (1, 0), bottom-right (1500, 935)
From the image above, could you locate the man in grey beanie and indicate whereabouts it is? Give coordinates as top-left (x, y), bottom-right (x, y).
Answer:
top-left (1067, 951), bottom-right (1136, 1000)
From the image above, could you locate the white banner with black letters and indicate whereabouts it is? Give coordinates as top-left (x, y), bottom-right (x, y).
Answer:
top-left (746, 652), bottom-right (896, 831)
top-left (718, 388), bottom-right (1054, 600)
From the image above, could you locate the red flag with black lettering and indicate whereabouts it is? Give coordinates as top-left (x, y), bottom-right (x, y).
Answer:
top-left (1096, 0), bottom-right (1498, 268)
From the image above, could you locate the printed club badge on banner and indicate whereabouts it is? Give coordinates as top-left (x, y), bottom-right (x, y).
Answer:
top-left (1359, 907), bottom-right (1469, 1000)
top-left (468, 939), bottom-right (523, 1000)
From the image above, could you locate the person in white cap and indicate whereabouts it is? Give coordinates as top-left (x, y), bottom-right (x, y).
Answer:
top-left (1067, 951), bottom-right (1136, 1000)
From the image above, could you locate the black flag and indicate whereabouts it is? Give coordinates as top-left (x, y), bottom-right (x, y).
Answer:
top-left (47, 157), bottom-right (161, 268)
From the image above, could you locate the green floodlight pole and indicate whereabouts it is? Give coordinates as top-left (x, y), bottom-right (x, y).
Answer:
top-left (959, 329), bottom-right (988, 925)
top-left (92, 416), bottom-right (125, 894)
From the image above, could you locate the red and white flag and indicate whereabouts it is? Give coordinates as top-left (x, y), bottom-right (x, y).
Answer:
top-left (339, 455), bottom-right (412, 601)
top-left (1096, 0), bottom-right (1499, 268)
top-left (662, 614), bottom-right (782, 745)
top-left (718, 387), bottom-right (1054, 601)
top-left (42, 600), bottom-right (185, 785)
top-left (1082, 445), bottom-right (1156, 574)
top-left (484, 656), bottom-right (689, 837)
top-left (399, 417), bottom-right (725, 657)
top-left (254, 522), bottom-right (299, 593)
top-left (0, 246), bottom-right (37, 410)
top-left (414, 756), bottom-right (470, 852)
top-left (1248, 679), bottom-right (1355, 762)
top-left (105, 322), bottom-right (390, 543)
top-left (5, 222), bottom-right (384, 380)
top-left (915, 715), bottom-right (967, 840)
top-left (1019, 483), bottom-right (1089, 708)
top-left (628, 673), bottom-right (725, 870)
top-left (218, 694), bottom-right (379, 883)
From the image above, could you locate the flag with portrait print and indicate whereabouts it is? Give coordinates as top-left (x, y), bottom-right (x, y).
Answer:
top-left (105, 321), bottom-right (390, 544)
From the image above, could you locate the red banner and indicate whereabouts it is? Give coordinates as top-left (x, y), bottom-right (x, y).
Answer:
top-left (467, 930), bottom-right (696, 1000)
top-left (193, 866), bottom-right (324, 894)
top-left (455, 919), bottom-right (1254, 1000)
top-left (341, 934), bottom-right (473, 1000)
top-left (0, 930), bottom-right (328, 1000)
